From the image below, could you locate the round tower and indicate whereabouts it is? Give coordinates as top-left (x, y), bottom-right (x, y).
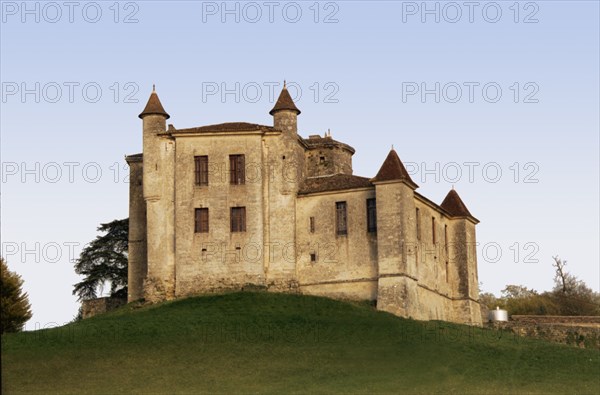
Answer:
top-left (138, 86), bottom-right (176, 302)
top-left (269, 81), bottom-right (300, 134)
top-left (139, 85), bottom-right (170, 200)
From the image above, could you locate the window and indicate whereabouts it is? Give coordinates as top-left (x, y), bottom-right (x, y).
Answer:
top-left (432, 217), bottom-right (436, 244)
top-left (367, 198), bottom-right (377, 233)
top-left (194, 156), bottom-right (209, 186)
top-left (309, 216), bottom-right (315, 233)
top-left (416, 208), bottom-right (421, 240)
top-left (194, 208), bottom-right (209, 233)
top-left (229, 154), bottom-right (245, 185)
top-left (444, 224), bottom-right (448, 256)
top-left (230, 207), bottom-right (246, 232)
top-left (445, 261), bottom-right (449, 283)
top-left (336, 201), bottom-right (347, 235)
top-left (310, 252), bottom-right (317, 262)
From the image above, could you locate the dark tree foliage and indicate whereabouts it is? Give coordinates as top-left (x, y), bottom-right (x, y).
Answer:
top-left (1, 258), bottom-right (33, 334)
top-left (73, 219), bottom-right (128, 301)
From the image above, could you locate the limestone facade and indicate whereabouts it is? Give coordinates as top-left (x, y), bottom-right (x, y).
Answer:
top-left (126, 85), bottom-right (482, 325)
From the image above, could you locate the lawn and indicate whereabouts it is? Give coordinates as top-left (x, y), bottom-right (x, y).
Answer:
top-left (2, 292), bottom-right (599, 394)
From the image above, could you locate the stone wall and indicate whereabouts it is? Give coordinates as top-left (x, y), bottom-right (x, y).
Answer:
top-left (304, 139), bottom-right (353, 177)
top-left (487, 316), bottom-right (600, 349)
top-left (510, 315), bottom-right (600, 325)
top-left (174, 132), bottom-right (267, 297)
top-left (296, 187), bottom-right (378, 301)
top-left (82, 297), bottom-right (126, 319)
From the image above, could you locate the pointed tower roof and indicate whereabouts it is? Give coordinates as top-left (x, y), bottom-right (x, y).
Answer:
top-left (269, 82), bottom-right (301, 115)
top-left (440, 188), bottom-right (477, 222)
top-left (371, 149), bottom-right (418, 189)
top-left (139, 85), bottom-right (170, 119)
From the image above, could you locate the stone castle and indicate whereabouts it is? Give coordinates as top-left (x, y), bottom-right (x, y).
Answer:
top-left (126, 84), bottom-right (482, 325)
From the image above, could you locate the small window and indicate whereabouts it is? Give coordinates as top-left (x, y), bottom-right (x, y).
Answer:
top-left (310, 253), bottom-right (317, 262)
top-left (432, 217), bottom-right (436, 244)
top-left (229, 154), bottom-right (245, 185)
top-left (319, 156), bottom-right (325, 163)
top-left (444, 224), bottom-right (448, 256)
top-left (336, 201), bottom-right (347, 236)
top-left (309, 217), bottom-right (315, 233)
top-left (194, 156), bottom-right (209, 186)
top-left (366, 198), bottom-right (377, 233)
top-left (230, 207), bottom-right (246, 232)
top-left (194, 208), bottom-right (209, 233)
top-left (416, 208), bottom-right (421, 241)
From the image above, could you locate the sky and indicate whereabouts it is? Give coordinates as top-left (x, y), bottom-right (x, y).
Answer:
top-left (1, 0), bottom-right (598, 330)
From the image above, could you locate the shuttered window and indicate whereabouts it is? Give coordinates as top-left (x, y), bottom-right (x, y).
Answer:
top-left (229, 155), bottom-right (245, 185)
top-left (194, 156), bottom-right (209, 186)
top-left (230, 207), bottom-right (246, 232)
top-left (194, 208), bottom-right (209, 233)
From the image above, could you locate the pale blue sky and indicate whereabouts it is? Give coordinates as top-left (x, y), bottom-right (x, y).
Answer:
top-left (1, 1), bottom-right (598, 330)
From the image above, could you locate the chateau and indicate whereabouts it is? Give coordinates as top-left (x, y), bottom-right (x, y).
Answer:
top-left (126, 85), bottom-right (482, 325)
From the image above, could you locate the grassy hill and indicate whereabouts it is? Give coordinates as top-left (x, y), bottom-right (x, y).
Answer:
top-left (2, 292), bottom-right (599, 394)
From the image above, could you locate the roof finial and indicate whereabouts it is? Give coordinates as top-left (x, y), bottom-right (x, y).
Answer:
top-left (283, 80), bottom-right (287, 89)
top-left (391, 144), bottom-right (394, 150)
top-left (452, 184), bottom-right (455, 190)
top-left (152, 84), bottom-right (156, 92)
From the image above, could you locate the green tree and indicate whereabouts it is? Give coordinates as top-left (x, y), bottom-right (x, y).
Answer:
top-left (501, 284), bottom-right (538, 299)
top-left (73, 219), bottom-right (128, 301)
top-left (1, 257), bottom-right (33, 334)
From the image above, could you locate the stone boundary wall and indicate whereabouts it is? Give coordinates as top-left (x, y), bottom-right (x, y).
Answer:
top-left (487, 316), bottom-right (600, 349)
top-left (510, 315), bottom-right (600, 325)
top-left (82, 297), bottom-right (127, 319)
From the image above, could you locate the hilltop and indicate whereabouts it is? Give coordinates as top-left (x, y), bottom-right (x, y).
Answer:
top-left (2, 292), bottom-right (599, 394)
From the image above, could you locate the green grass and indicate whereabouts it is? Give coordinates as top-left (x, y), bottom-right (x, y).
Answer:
top-left (2, 292), bottom-right (599, 394)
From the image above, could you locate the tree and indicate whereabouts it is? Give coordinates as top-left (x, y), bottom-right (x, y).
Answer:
top-left (552, 255), bottom-right (569, 293)
top-left (1, 257), bottom-right (33, 334)
top-left (501, 284), bottom-right (538, 299)
top-left (478, 257), bottom-right (599, 316)
top-left (73, 219), bottom-right (128, 301)
top-left (550, 256), bottom-right (599, 315)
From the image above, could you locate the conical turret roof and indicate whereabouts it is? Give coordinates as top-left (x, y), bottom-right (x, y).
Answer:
top-left (371, 149), bottom-right (418, 189)
top-left (139, 86), bottom-right (170, 119)
top-left (440, 188), bottom-right (474, 218)
top-left (269, 83), bottom-right (301, 115)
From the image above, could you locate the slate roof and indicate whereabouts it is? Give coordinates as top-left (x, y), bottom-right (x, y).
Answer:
top-left (298, 174), bottom-right (373, 195)
top-left (139, 89), bottom-right (170, 119)
top-left (371, 149), bottom-right (418, 188)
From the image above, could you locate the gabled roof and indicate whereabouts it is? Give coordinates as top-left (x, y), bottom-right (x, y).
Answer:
top-left (139, 88), bottom-right (170, 119)
top-left (269, 84), bottom-right (301, 115)
top-left (371, 149), bottom-right (418, 189)
top-left (298, 174), bottom-right (373, 195)
top-left (440, 189), bottom-right (477, 221)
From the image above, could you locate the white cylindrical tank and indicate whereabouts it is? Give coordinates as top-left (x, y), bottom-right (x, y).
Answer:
top-left (488, 306), bottom-right (508, 322)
